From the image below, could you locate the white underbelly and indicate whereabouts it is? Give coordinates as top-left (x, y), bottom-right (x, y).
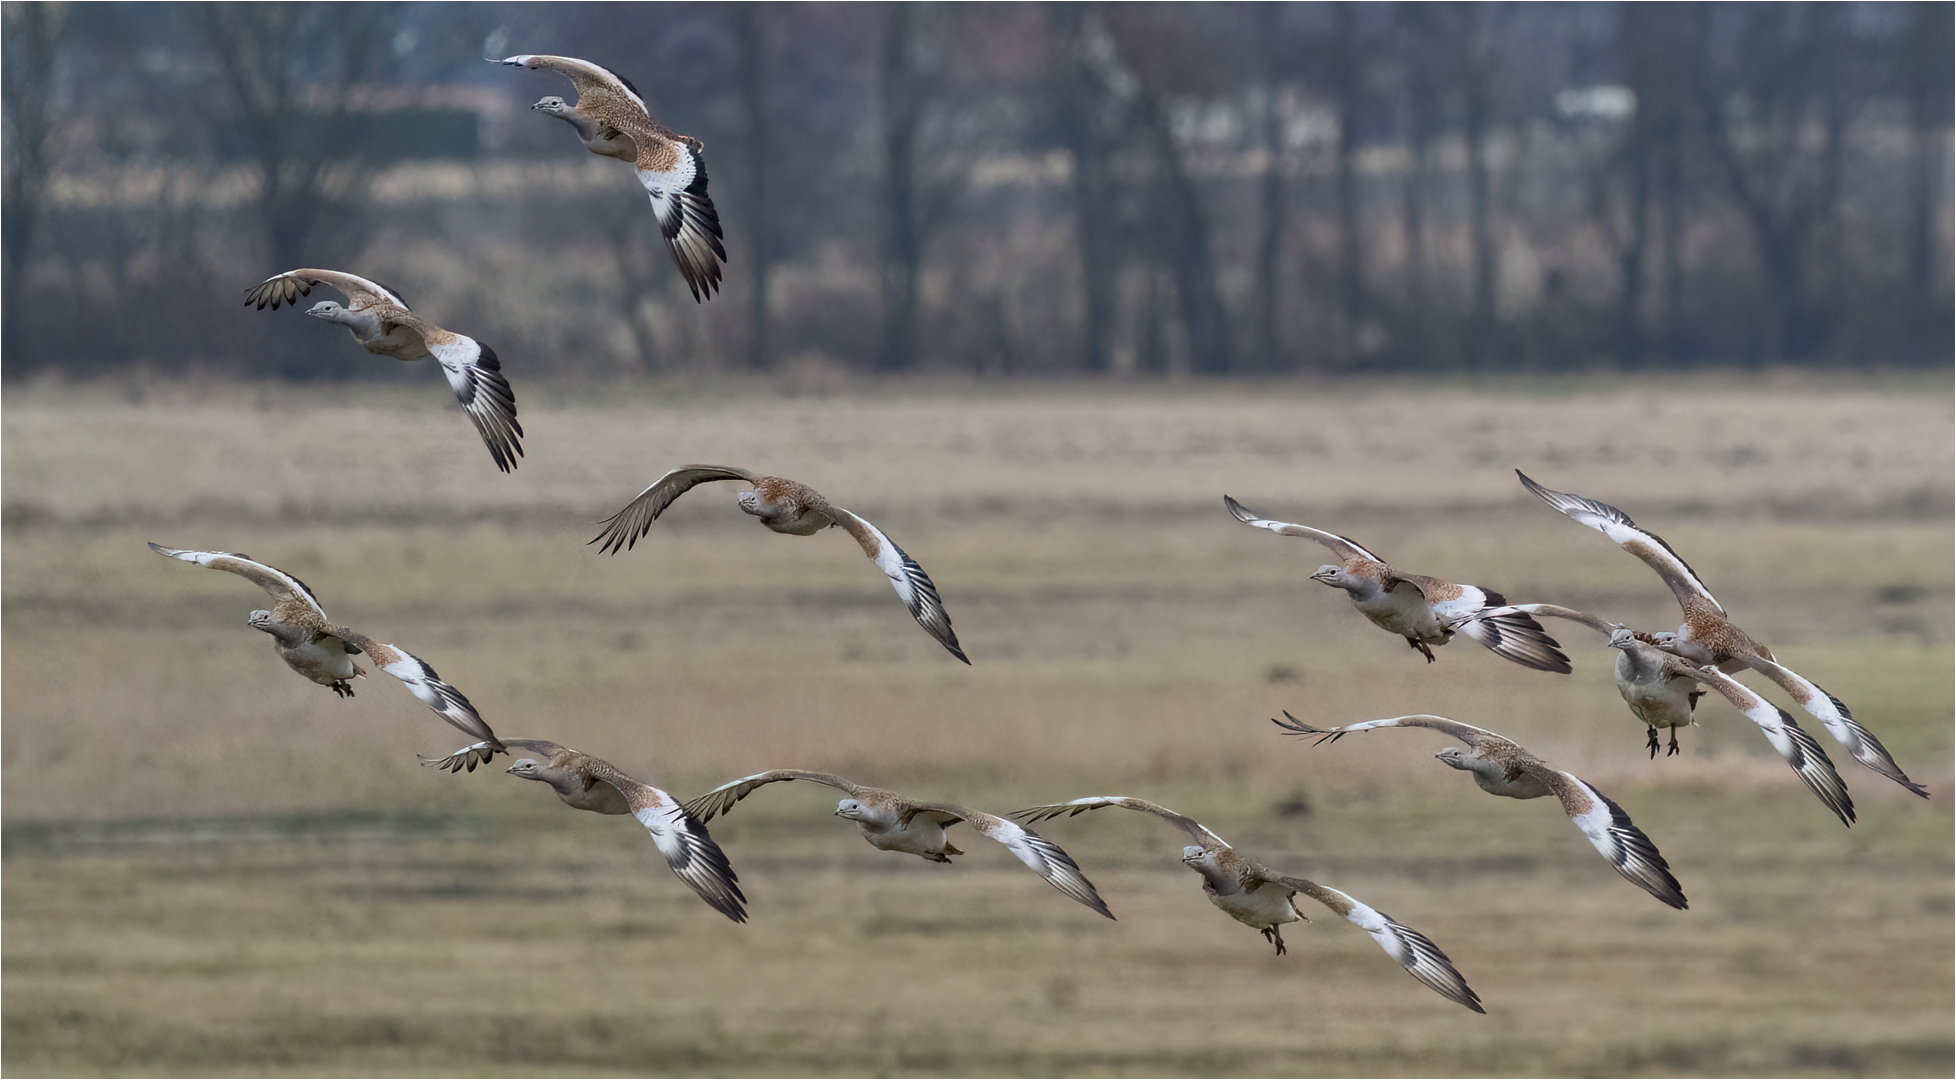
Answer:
top-left (279, 639), bottom-right (358, 685)
top-left (862, 819), bottom-right (947, 858)
top-left (1353, 590), bottom-right (1444, 641)
top-left (1208, 880), bottom-right (1302, 931)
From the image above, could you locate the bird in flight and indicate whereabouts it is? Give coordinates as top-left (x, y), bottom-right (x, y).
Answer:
top-left (1223, 495), bottom-right (1569, 672)
top-left (149, 543), bottom-right (504, 752)
top-left (1274, 711), bottom-right (1688, 908)
top-left (682, 769), bottom-right (1113, 919)
top-left (1517, 470), bottom-right (1923, 799)
top-left (592, 465), bottom-right (968, 663)
top-left (244, 269), bottom-right (523, 472)
top-left (497, 53), bottom-right (726, 302)
top-left (1013, 795), bottom-right (1484, 1012)
top-left (425, 738), bottom-right (746, 923)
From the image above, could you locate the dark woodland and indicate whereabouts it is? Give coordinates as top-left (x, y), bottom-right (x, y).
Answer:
top-left (3, 2), bottom-right (1950, 379)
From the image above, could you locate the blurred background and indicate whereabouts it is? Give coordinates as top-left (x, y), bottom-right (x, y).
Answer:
top-left (4, 3), bottom-right (1952, 1076)
top-left (3, 1), bottom-right (1951, 379)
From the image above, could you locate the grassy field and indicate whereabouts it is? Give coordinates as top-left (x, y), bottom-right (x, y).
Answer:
top-left (4, 373), bottom-right (1951, 1076)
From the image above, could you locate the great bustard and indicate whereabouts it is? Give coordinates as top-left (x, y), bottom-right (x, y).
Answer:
top-left (148, 543), bottom-right (504, 752)
top-left (1223, 495), bottom-right (1571, 672)
top-left (1517, 470), bottom-right (1924, 798)
top-left (682, 770), bottom-right (1113, 919)
top-left (244, 269), bottom-right (523, 472)
top-left (1274, 711), bottom-right (1689, 908)
top-left (592, 465), bottom-right (968, 663)
top-left (497, 53), bottom-right (726, 303)
top-left (1011, 796), bottom-right (1484, 1013)
top-left (425, 738), bottom-right (746, 923)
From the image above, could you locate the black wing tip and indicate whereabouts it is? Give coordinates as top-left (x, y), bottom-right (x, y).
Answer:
top-left (1782, 718), bottom-right (1859, 825)
top-left (1467, 610), bottom-right (1574, 673)
top-left (677, 823), bottom-right (749, 924)
top-left (1392, 921), bottom-right (1486, 1013)
top-left (1221, 494), bottom-right (1255, 522)
top-left (1593, 792), bottom-right (1689, 908)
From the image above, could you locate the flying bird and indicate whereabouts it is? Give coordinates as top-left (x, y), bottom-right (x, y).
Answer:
top-left (1516, 470), bottom-right (1924, 798)
top-left (592, 466), bottom-right (967, 663)
top-left (682, 770), bottom-right (1112, 919)
top-left (496, 53), bottom-right (726, 302)
top-left (148, 543), bottom-right (503, 751)
top-left (1012, 796), bottom-right (1483, 1012)
top-left (1608, 629), bottom-right (1856, 825)
top-left (1223, 495), bottom-right (1570, 672)
top-left (244, 269), bottom-right (523, 472)
top-left (425, 738), bottom-right (746, 923)
top-left (1467, 603), bottom-right (1703, 758)
top-left (1274, 712), bottom-right (1688, 908)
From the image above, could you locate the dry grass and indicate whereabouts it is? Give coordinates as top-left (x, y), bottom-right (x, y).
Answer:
top-left (4, 373), bottom-right (1952, 1076)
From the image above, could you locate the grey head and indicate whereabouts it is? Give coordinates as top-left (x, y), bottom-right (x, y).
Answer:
top-left (1310, 564), bottom-right (1360, 592)
top-left (246, 609), bottom-right (307, 649)
top-left (1180, 844), bottom-right (1208, 866)
top-left (506, 758), bottom-right (544, 781)
top-left (1608, 626), bottom-right (1640, 651)
top-left (1434, 747), bottom-right (1474, 771)
top-left (304, 300), bottom-right (350, 323)
top-left (835, 798), bottom-right (867, 821)
top-left (532, 95), bottom-right (572, 115)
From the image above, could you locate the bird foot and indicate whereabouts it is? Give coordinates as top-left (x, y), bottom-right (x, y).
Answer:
top-left (1666, 732), bottom-right (1682, 757)
top-left (330, 681), bottom-right (356, 699)
top-left (1261, 926), bottom-right (1288, 956)
top-left (1646, 727), bottom-right (1660, 759)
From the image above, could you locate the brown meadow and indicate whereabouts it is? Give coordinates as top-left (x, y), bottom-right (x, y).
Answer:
top-left (4, 374), bottom-right (1951, 1076)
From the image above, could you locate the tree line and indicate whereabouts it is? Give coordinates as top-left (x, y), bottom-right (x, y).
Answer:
top-left (4, 2), bottom-right (1949, 380)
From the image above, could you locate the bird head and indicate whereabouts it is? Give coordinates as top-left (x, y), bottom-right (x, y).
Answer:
top-left (531, 95), bottom-right (570, 115)
top-left (304, 301), bottom-right (347, 322)
top-left (834, 799), bottom-right (866, 821)
top-left (506, 758), bottom-right (542, 779)
top-left (1310, 564), bottom-right (1348, 588)
top-left (1434, 747), bottom-right (1471, 770)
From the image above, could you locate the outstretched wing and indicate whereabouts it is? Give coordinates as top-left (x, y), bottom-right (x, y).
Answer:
top-left (589, 465), bottom-right (759, 554)
top-left (1516, 471), bottom-right (1723, 616)
top-left (335, 633), bottom-right (502, 748)
top-left (1011, 796), bottom-right (1230, 851)
top-left (1272, 710), bottom-right (1502, 750)
top-left (496, 54), bottom-right (651, 113)
top-left (1690, 665), bottom-right (1858, 825)
top-left (244, 268), bottom-right (409, 312)
top-left (420, 738), bottom-right (569, 774)
top-left (1274, 876), bottom-right (1485, 1014)
top-left (1736, 655), bottom-right (1925, 799)
top-left (421, 333), bottom-right (523, 473)
top-left (1222, 496), bottom-right (1385, 563)
top-left (1523, 766), bottom-right (1688, 909)
top-left (613, 777), bottom-right (748, 923)
top-left (1474, 602), bottom-right (1625, 637)
top-left (147, 542), bottom-right (328, 619)
top-left (638, 136), bottom-right (726, 303)
top-left (1436, 591), bottom-right (1572, 673)
top-left (828, 508), bottom-right (968, 664)
top-left (680, 769), bottom-right (861, 824)
top-left (955, 809), bottom-right (1115, 920)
